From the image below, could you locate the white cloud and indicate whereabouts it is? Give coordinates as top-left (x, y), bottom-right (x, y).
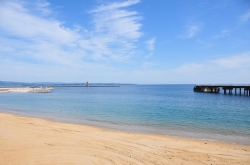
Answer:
top-left (210, 52), bottom-right (250, 69)
top-left (0, 0), bottom-right (145, 73)
top-left (144, 52), bottom-right (153, 59)
top-left (91, 0), bottom-right (140, 13)
top-left (0, 58), bottom-right (117, 82)
top-left (141, 62), bottom-right (157, 68)
top-left (0, 0), bottom-right (155, 82)
top-left (213, 30), bottom-right (230, 39)
top-left (241, 10), bottom-right (250, 22)
top-left (34, 0), bottom-right (52, 16)
top-left (164, 52), bottom-right (250, 84)
top-left (185, 25), bottom-right (200, 38)
top-left (145, 37), bottom-right (156, 51)
top-left (88, 0), bottom-right (143, 61)
top-left (0, 1), bottom-right (79, 44)
top-left (173, 63), bottom-right (204, 75)
top-left (178, 24), bottom-right (201, 39)
top-left (1, 48), bottom-right (250, 83)
top-left (1, 0), bottom-right (249, 84)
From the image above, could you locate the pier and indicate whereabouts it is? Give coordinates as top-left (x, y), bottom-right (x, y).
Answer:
top-left (194, 85), bottom-right (250, 96)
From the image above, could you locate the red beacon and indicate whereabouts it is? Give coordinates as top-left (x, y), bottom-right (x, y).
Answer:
top-left (86, 81), bottom-right (89, 87)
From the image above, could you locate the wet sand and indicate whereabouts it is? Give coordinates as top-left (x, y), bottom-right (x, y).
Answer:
top-left (0, 112), bottom-right (249, 165)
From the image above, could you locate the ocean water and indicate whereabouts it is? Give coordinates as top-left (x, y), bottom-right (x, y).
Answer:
top-left (0, 84), bottom-right (250, 145)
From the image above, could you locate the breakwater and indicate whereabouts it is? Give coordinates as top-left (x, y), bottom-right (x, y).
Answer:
top-left (0, 87), bottom-right (53, 93)
top-left (51, 85), bottom-right (120, 87)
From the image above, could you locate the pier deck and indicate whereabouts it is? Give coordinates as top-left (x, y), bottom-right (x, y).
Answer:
top-left (193, 84), bottom-right (250, 96)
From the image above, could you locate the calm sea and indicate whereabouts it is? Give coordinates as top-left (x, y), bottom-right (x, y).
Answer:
top-left (0, 85), bottom-right (250, 144)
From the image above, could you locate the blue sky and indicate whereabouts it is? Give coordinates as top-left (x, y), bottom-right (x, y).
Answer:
top-left (0, 0), bottom-right (250, 84)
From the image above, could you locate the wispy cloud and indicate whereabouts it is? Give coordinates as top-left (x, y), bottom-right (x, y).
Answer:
top-left (34, 0), bottom-right (52, 16)
top-left (144, 52), bottom-right (153, 59)
top-left (0, 0), bottom-right (145, 71)
top-left (145, 37), bottom-right (156, 51)
top-left (141, 61), bottom-right (157, 68)
top-left (88, 0), bottom-right (143, 61)
top-left (0, 1), bottom-right (79, 43)
top-left (0, 0), bottom-right (151, 82)
top-left (241, 10), bottom-right (250, 22)
top-left (173, 63), bottom-right (204, 75)
top-left (91, 0), bottom-right (140, 13)
top-left (169, 52), bottom-right (250, 83)
top-left (210, 52), bottom-right (250, 69)
top-left (185, 25), bottom-right (200, 39)
top-left (0, 0), bottom-right (82, 71)
top-left (213, 30), bottom-right (230, 39)
top-left (132, 52), bottom-right (250, 83)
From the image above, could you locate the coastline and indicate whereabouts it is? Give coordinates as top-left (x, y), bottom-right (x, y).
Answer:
top-left (1, 85), bottom-right (249, 146)
top-left (0, 112), bottom-right (249, 164)
top-left (0, 87), bottom-right (53, 93)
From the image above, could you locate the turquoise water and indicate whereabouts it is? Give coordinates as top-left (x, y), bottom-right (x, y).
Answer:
top-left (0, 85), bottom-right (250, 144)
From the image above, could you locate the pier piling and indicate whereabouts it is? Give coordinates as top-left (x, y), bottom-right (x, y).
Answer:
top-left (194, 85), bottom-right (250, 97)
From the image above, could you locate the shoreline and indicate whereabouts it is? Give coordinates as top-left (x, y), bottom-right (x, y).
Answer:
top-left (1, 108), bottom-right (250, 146)
top-left (0, 112), bottom-right (250, 164)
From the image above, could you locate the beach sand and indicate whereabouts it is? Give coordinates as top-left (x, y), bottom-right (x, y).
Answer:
top-left (0, 112), bottom-right (249, 165)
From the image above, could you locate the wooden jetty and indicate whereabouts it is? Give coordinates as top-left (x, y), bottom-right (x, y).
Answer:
top-left (193, 84), bottom-right (250, 96)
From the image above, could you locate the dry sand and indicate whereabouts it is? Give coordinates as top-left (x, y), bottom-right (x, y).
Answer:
top-left (0, 112), bottom-right (249, 165)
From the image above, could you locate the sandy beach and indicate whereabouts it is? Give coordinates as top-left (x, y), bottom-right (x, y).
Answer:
top-left (0, 112), bottom-right (249, 165)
